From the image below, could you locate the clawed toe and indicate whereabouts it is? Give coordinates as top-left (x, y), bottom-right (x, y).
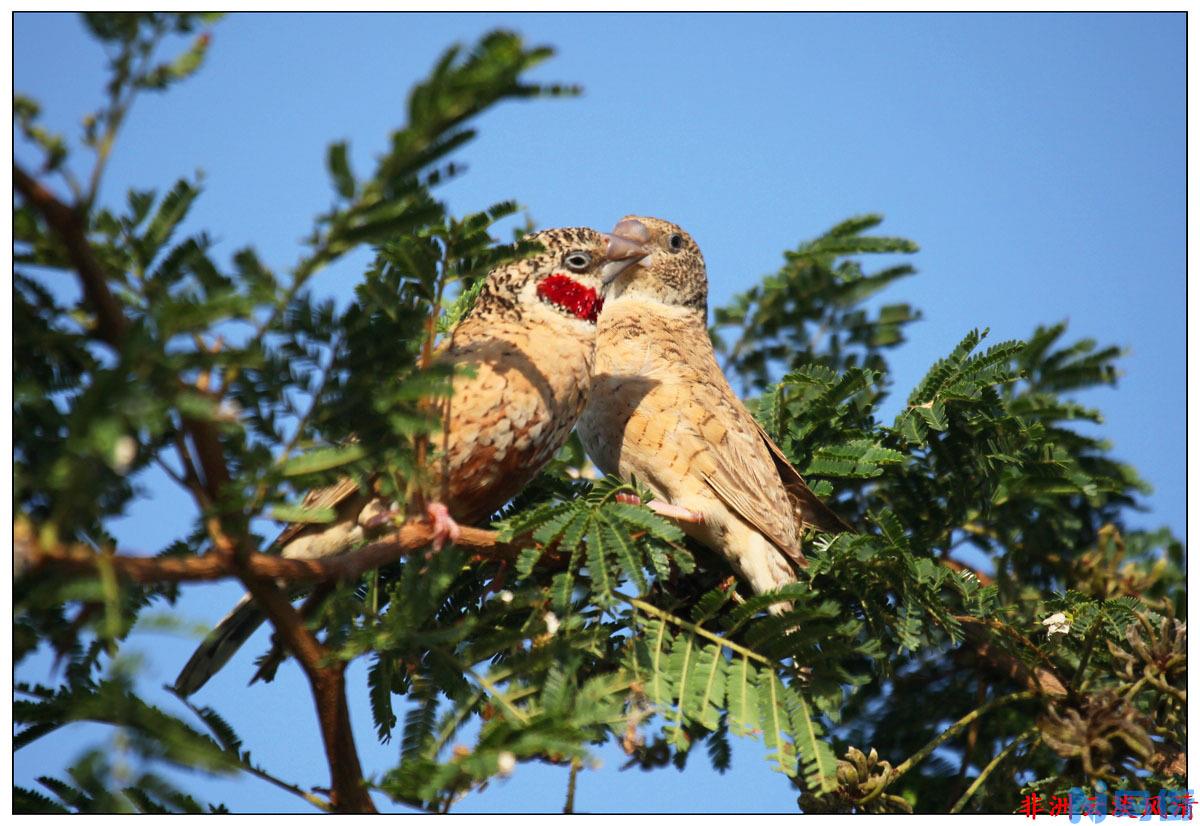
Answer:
top-left (615, 492), bottom-right (704, 525)
top-left (426, 501), bottom-right (462, 551)
top-left (646, 500), bottom-right (705, 524)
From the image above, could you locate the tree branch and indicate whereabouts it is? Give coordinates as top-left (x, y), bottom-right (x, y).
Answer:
top-left (13, 162), bottom-right (127, 345)
top-left (19, 519), bottom-right (525, 585)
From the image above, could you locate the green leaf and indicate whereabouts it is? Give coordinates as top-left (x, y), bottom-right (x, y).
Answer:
top-left (279, 444), bottom-right (367, 477)
top-left (785, 684), bottom-right (838, 793)
top-left (167, 32), bottom-right (210, 81)
top-left (140, 179), bottom-right (199, 266)
top-left (725, 655), bottom-right (760, 737)
top-left (758, 670), bottom-right (797, 775)
top-left (267, 504), bottom-right (336, 524)
top-left (327, 141), bottom-right (355, 199)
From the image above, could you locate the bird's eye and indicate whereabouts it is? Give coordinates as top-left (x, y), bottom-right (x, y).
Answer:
top-left (564, 251), bottom-right (592, 272)
top-left (667, 233), bottom-right (684, 252)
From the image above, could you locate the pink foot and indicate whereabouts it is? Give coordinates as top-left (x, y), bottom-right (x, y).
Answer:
top-left (647, 500), bottom-right (704, 524)
top-left (615, 492), bottom-right (704, 524)
top-left (426, 501), bottom-right (462, 551)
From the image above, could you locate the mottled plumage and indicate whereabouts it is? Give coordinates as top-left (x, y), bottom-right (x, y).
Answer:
top-left (174, 227), bottom-right (649, 695)
top-left (578, 216), bottom-right (849, 600)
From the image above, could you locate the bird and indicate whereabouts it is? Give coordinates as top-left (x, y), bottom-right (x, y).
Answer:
top-left (173, 226), bottom-right (652, 696)
top-left (577, 216), bottom-right (850, 603)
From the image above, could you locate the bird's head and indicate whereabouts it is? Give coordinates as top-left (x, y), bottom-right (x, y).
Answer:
top-left (473, 226), bottom-right (650, 325)
top-left (604, 216), bottom-right (708, 312)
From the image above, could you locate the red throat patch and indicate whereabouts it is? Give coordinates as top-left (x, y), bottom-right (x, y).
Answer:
top-left (536, 274), bottom-right (604, 323)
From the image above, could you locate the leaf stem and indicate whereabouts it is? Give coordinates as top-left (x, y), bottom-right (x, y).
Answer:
top-left (173, 692), bottom-right (336, 812)
top-left (1069, 616), bottom-right (1103, 695)
top-left (860, 689), bottom-right (1036, 805)
top-left (564, 758), bottom-right (580, 814)
top-left (436, 649), bottom-right (529, 726)
top-left (620, 594), bottom-right (774, 667)
top-left (949, 726), bottom-right (1037, 814)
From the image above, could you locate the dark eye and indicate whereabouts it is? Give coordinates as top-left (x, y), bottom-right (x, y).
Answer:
top-left (564, 251), bottom-right (591, 272)
top-left (667, 233), bottom-right (684, 252)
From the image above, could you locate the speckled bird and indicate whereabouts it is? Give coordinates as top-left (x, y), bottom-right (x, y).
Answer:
top-left (578, 216), bottom-right (850, 602)
top-left (174, 227), bottom-right (651, 696)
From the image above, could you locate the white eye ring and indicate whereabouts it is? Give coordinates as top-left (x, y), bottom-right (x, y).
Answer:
top-left (564, 251), bottom-right (591, 272)
top-left (667, 234), bottom-right (684, 252)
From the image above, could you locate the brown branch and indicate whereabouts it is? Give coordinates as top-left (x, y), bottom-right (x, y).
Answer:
top-left (13, 166), bottom-right (533, 812)
top-left (21, 521), bottom-right (523, 585)
top-left (228, 561), bottom-right (374, 812)
top-left (250, 583), bottom-right (336, 687)
top-left (183, 415), bottom-right (231, 502)
top-left (312, 665), bottom-right (374, 811)
top-left (17, 515), bottom-right (376, 810)
top-left (13, 162), bottom-right (127, 345)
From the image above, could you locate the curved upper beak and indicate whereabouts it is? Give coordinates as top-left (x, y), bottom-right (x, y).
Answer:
top-left (599, 228), bottom-right (653, 286)
top-left (612, 218), bottom-right (651, 244)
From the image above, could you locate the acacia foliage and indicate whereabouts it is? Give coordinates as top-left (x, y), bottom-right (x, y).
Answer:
top-left (14, 13), bottom-right (1185, 814)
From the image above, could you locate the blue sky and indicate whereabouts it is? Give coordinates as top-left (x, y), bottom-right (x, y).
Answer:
top-left (13, 11), bottom-right (1185, 813)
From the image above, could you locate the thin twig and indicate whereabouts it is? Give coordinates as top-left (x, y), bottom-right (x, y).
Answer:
top-left (248, 334), bottom-right (345, 515)
top-left (85, 36), bottom-right (156, 208)
top-left (862, 689), bottom-right (1036, 805)
top-left (438, 649), bottom-right (529, 726)
top-left (949, 727), bottom-right (1038, 814)
top-left (564, 758), bottom-right (580, 814)
top-left (1068, 617), bottom-right (1103, 696)
top-left (958, 678), bottom-right (987, 779)
top-left (621, 594), bottom-right (774, 667)
top-left (172, 691), bottom-right (335, 812)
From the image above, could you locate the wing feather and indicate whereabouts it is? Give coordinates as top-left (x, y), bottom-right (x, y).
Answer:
top-left (750, 417), bottom-right (854, 535)
top-left (678, 377), bottom-right (808, 565)
top-left (272, 475), bottom-right (368, 551)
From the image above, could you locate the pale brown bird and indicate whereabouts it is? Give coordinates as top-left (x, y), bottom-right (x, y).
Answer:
top-left (174, 227), bottom-right (651, 695)
top-left (577, 216), bottom-right (849, 602)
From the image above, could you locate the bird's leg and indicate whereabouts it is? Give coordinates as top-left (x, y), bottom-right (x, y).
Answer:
top-left (361, 499), bottom-right (460, 552)
top-left (615, 492), bottom-right (704, 525)
top-left (425, 501), bottom-right (462, 552)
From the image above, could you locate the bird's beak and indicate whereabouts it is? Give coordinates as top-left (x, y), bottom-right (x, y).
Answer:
top-left (612, 218), bottom-right (651, 244)
top-left (600, 230), bottom-right (653, 286)
top-left (607, 218), bottom-right (655, 281)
